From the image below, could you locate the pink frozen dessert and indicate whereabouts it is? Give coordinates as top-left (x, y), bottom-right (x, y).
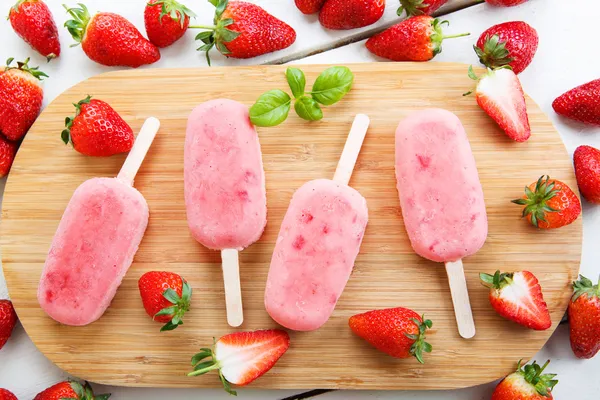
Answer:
top-left (184, 99), bottom-right (267, 251)
top-left (395, 108), bottom-right (488, 263)
top-left (265, 179), bottom-right (368, 331)
top-left (38, 178), bottom-right (149, 326)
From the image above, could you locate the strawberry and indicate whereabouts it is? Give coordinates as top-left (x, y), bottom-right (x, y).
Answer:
top-left (188, 329), bottom-right (290, 395)
top-left (319, 0), bottom-right (385, 30)
top-left (485, 0), bottom-right (528, 6)
top-left (0, 389), bottom-right (17, 400)
top-left (64, 3), bottom-right (160, 68)
top-left (397, 0), bottom-right (448, 16)
top-left (145, 0), bottom-right (196, 48)
top-left (34, 381), bottom-right (110, 400)
top-left (366, 16), bottom-right (470, 61)
top-left (8, 0), bottom-right (61, 60)
top-left (0, 300), bottom-right (17, 350)
top-left (552, 79), bottom-right (600, 126)
top-left (348, 307), bottom-right (432, 362)
top-left (295, 0), bottom-right (327, 14)
top-left (569, 275), bottom-right (600, 359)
top-left (195, 0), bottom-right (296, 65)
top-left (0, 136), bottom-right (18, 178)
top-left (492, 360), bottom-right (557, 400)
top-left (467, 66), bottom-right (531, 142)
top-left (512, 175), bottom-right (581, 229)
top-left (480, 271), bottom-right (551, 330)
top-left (574, 145), bottom-right (600, 204)
top-left (61, 95), bottom-right (134, 157)
top-left (138, 271), bottom-right (192, 331)
top-left (475, 21), bottom-right (538, 74)
top-left (0, 57), bottom-right (46, 142)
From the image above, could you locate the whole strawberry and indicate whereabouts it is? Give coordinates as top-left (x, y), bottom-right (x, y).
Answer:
top-left (9, 0), bottom-right (61, 60)
top-left (366, 16), bottom-right (469, 61)
top-left (485, 0), bottom-right (528, 5)
top-left (62, 95), bottom-right (134, 157)
top-left (0, 136), bottom-right (18, 178)
top-left (467, 66), bottom-right (531, 142)
top-left (64, 3), bottom-right (160, 68)
top-left (512, 175), bottom-right (581, 229)
top-left (138, 271), bottom-right (192, 331)
top-left (574, 145), bottom-right (600, 203)
top-left (475, 21), bottom-right (538, 74)
top-left (492, 360), bottom-right (557, 400)
top-left (145, 0), bottom-right (196, 48)
top-left (34, 381), bottom-right (110, 400)
top-left (195, 0), bottom-right (296, 65)
top-left (0, 300), bottom-right (17, 350)
top-left (295, 0), bottom-right (327, 14)
top-left (569, 275), bottom-right (600, 359)
top-left (397, 0), bottom-right (448, 16)
top-left (349, 307), bottom-right (432, 362)
top-left (319, 0), bottom-right (385, 30)
top-left (189, 329), bottom-right (290, 395)
top-left (552, 79), bottom-right (600, 126)
top-left (0, 389), bottom-right (17, 400)
top-left (480, 271), bottom-right (551, 330)
top-left (0, 58), bottom-right (46, 142)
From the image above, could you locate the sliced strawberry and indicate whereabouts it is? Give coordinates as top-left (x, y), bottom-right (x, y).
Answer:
top-left (480, 270), bottom-right (551, 330)
top-left (188, 329), bottom-right (290, 395)
top-left (467, 66), bottom-right (531, 142)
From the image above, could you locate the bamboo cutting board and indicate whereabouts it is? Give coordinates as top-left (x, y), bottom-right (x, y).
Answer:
top-left (1, 63), bottom-right (581, 390)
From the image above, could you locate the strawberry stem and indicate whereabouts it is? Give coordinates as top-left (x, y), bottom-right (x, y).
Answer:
top-left (188, 25), bottom-right (217, 29)
top-left (187, 362), bottom-right (221, 376)
top-left (443, 32), bottom-right (470, 40)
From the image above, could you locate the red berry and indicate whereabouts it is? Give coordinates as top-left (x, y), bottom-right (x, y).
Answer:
top-left (319, 0), bottom-right (385, 30)
top-left (9, 0), bottom-right (60, 60)
top-left (138, 271), bottom-right (191, 331)
top-left (145, 0), bottom-right (195, 48)
top-left (294, 0), bottom-right (327, 14)
top-left (0, 300), bottom-right (17, 350)
top-left (0, 136), bottom-right (18, 178)
top-left (553, 79), bottom-right (600, 126)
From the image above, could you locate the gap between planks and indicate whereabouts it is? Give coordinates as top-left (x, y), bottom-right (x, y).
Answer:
top-left (264, 0), bottom-right (485, 66)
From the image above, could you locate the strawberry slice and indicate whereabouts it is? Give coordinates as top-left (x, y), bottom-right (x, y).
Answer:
top-left (188, 329), bottom-right (290, 395)
top-left (480, 270), bottom-right (551, 330)
top-left (466, 66), bottom-right (531, 142)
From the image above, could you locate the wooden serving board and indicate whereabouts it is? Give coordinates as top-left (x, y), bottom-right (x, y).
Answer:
top-left (1, 63), bottom-right (581, 390)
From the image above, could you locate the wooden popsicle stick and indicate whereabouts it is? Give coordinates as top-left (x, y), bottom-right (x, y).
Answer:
top-left (445, 259), bottom-right (476, 339)
top-left (333, 114), bottom-right (370, 185)
top-left (221, 249), bottom-right (243, 327)
top-left (117, 117), bottom-right (161, 186)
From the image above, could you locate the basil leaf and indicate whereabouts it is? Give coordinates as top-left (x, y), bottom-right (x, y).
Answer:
top-left (294, 96), bottom-right (323, 121)
top-left (311, 66), bottom-right (354, 106)
top-left (249, 89), bottom-right (291, 127)
top-left (286, 67), bottom-right (306, 98)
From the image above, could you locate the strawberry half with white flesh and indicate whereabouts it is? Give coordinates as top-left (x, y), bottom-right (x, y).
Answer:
top-left (480, 270), bottom-right (551, 330)
top-left (188, 329), bottom-right (290, 395)
top-left (467, 66), bottom-right (531, 142)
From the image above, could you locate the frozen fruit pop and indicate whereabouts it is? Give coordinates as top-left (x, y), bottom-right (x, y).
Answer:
top-left (38, 117), bottom-right (160, 326)
top-left (395, 108), bottom-right (487, 338)
top-left (265, 115), bottom-right (370, 331)
top-left (184, 99), bottom-right (267, 327)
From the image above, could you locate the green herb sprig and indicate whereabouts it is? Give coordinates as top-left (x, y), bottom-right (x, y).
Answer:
top-left (249, 66), bottom-right (354, 127)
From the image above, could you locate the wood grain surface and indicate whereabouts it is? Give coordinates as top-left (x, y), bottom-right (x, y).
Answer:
top-left (0, 63), bottom-right (581, 390)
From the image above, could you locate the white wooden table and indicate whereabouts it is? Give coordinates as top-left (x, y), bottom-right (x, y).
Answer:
top-left (1, 0), bottom-right (599, 398)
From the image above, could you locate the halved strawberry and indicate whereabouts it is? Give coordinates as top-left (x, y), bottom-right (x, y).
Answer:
top-left (480, 270), bottom-right (551, 330)
top-left (188, 329), bottom-right (290, 395)
top-left (466, 66), bottom-right (531, 142)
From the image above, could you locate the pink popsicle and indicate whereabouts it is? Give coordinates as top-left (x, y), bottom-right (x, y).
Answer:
top-left (38, 117), bottom-right (160, 326)
top-left (395, 108), bottom-right (487, 338)
top-left (184, 99), bottom-right (266, 327)
top-left (184, 99), bottom-right (266, 251)
top-left (38, 178), bottom-right (149, 326)
top-left (265, 115), bottom-right (370, 331)
top-left (265, 179), bottom-right (368, 331)
top-left (395, 108), bottom-right (488, 262)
